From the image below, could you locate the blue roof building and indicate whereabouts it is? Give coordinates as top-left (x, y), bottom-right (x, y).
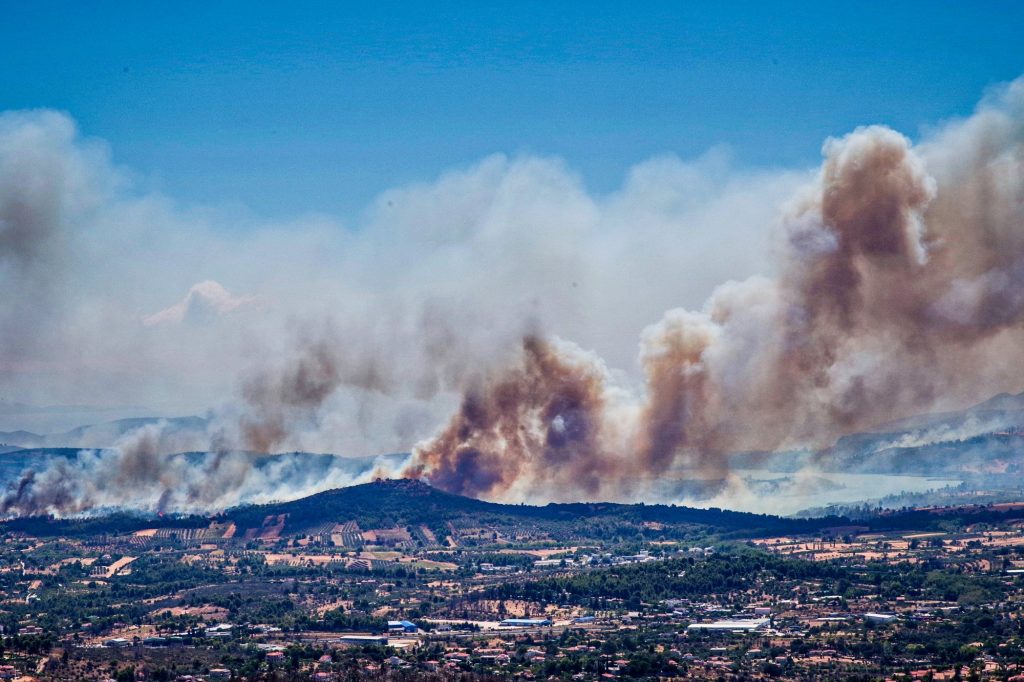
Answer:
top-left (387, 620), bottom-right (419, 633)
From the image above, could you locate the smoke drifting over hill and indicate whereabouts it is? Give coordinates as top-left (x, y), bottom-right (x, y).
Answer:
top-left (410, 82), bottom-right (1024, 501)
top-left (0, 422), bottom-right (399, 516)
top-left (1, 79), bottom-right (1023, 515)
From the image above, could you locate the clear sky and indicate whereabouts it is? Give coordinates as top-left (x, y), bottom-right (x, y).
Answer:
top-left (3, 1), bottom-right (1023, 217)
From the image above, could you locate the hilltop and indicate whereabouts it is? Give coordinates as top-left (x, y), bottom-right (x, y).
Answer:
top-left (3, 477), bottom-right (845, 541)
top-left (226, 477), bottom-right (837, 534)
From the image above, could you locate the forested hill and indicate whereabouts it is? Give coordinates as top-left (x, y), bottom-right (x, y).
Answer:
top-left (8, 477), bottom-right (1024, 541)
top-left (4, 477), bottom-right (843, 539)
top-left (227, 477), bottom-right (845, 535)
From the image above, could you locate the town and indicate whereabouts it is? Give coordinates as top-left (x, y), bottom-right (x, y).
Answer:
top-left (0, 479), bottom-right (1020, 680)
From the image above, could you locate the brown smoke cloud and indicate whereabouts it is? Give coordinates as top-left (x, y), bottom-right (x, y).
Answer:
top-left (0, 310), bottom-right (523, 516)
top-left (237, 334), bottom-right (352, 454)
top-left (404, 335), bottom-right (625, 499)
top-left (409, 81), bottom-right (1024, 502)
top-left (2, 79), bottom-right (1023, 516)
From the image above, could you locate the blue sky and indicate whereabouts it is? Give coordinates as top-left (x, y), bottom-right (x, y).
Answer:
top-left (3, 1), bottom-right (1024, 217)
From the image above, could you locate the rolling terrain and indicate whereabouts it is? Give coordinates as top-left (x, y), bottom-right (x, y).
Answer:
top-left (6, 476), bottom-right (1024, 547)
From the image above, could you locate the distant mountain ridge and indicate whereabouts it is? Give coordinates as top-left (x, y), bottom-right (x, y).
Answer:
top-left (0, 415), bottom-right (209, 449)
top-left (0, 402), bottom-right (152, 433)
top-left (867, 390), bottom-right (1024, 434)
top-left (818, 391), bottom-right (1024, 476)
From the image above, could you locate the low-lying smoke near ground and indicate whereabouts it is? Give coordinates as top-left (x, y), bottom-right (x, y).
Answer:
top-left (1, 79), bottom-right (1023, 516)
top-left (0, 423), bottom-right (403, 516)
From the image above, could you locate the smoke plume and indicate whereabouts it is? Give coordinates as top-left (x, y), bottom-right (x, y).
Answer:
top-left (1, 78), bottom-right (1023, 515)
top-left (0, 421), bottom-right (393, 516)
top-left (405, 335), bottom-right (629, 500)
top-left (0, 112), bottom-right (103, 366)
top-left (409, 80), bottom-right (1024, 501)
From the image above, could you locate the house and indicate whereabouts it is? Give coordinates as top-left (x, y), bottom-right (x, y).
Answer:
top-left (205, 623), bottom-right (234, 639)
top-left (687, 618), bottom-right (770, 632)
top-left (863, 612), bottom-right (898, 624)
top-left (499, 618), bottom-right (552, 627)
top-left (337, 634), bottom-right (388, 645)
top-left (534, 558), bottom-right (567, 568)
top-left (387, 620), bottom-right (418, 633)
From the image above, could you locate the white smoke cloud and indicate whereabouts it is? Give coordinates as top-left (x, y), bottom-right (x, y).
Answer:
top-left (0, 111), bottom-right (799, 455)
top-left (0, 421), bottom-right (395, 516)
top-left (143, 280), bottom-right (258, 327)
top-left (1, 75), bottom-right (1023, 514)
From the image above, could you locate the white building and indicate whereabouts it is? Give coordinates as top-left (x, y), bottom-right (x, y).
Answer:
top-left (687, 618), bottom-right (770, 632)
top-left (863, 613), bottom-right (897, 624)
